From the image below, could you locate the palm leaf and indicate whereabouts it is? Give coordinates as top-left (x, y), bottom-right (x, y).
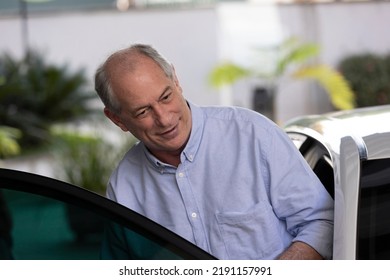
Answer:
top-left (209, 62), bottom-right (251, 88)
top-left (293, 65), bottom-right (356, 110)
top-left (208, 37), bottom-right (356, 111)
top-left (275, 43), bottom-right (320, 76)
top-left (0, 126), bottom-right (21, 158)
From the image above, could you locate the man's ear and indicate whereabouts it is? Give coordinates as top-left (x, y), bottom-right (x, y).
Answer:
top-left (104, 107), bottom-right (128, 132)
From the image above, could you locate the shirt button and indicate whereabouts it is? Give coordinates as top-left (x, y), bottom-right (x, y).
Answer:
top-left (178, 172), bottom-right (184, 178)
top-left (188, 155), bottom-right (193, 161)
top-left (191, 212), bottom-right (197, 218)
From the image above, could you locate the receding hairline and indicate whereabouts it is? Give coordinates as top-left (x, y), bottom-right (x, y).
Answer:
top-left (104, 48), bottom-right (147, 77)
top-left (105, 46), bottom-right (174, 82)
top-left (95, 44), bottom-right (174, 113)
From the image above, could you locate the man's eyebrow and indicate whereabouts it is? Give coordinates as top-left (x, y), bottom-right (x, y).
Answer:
top-left (158, 86), bottom-right (171, 100)
top-left (132, 86), bottom-right (171, 113)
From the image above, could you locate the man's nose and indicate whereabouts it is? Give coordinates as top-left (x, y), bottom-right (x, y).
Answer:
top-left (153, 105), bottom-right (170, 126)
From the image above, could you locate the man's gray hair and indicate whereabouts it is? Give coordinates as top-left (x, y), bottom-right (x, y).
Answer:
top-left (94, 44), bottom-right (174, 114)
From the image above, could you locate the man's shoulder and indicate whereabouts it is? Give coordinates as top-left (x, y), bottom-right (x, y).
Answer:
top-left (114, 141), bottom-right (143, 169)
top-left (124, 140), bottom-right (143, 159)
top-left (108, 141), bottom-right (144, 184)
top-left (198, 105), bottom-right (271, 125)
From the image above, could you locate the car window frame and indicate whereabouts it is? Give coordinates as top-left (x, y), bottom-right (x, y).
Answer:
top-left (0, 168), bottom-right (216, 260)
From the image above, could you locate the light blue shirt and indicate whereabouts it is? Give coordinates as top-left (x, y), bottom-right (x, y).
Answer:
top-left (106, 102), bottom-right (334, 259)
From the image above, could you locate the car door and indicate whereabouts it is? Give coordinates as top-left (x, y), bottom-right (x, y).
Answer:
top-left (336, 132), bottom-right (390, 259)
top-left (287, 129), bottom-right (390, 260)
top-left (0, 168), bottom-right (216, 260)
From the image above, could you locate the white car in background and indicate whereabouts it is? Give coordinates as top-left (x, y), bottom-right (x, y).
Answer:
top-left (284, 104), bottom-right (390, 259)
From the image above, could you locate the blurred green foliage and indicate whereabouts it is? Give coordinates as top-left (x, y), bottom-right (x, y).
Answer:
top-left (0, 50), bottom-right (97, 151)
top-left (338, 53), bottom-right (390, 108)
top-left (0, 126), bottom-right (21, 159)
top-left (52, 130), bottom-right (136, 194)
top-left (209, 37), bottom-right (355, 110)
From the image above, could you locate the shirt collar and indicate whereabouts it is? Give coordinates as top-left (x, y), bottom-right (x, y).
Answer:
top-left (143, 144), bottom-right (175, 172)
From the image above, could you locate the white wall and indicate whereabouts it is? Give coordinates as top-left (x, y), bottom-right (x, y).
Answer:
top-left (0, 7), bottom-right (220, 107)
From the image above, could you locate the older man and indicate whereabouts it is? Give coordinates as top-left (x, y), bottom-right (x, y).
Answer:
top-left (95, 44), bottom-right (334, 260)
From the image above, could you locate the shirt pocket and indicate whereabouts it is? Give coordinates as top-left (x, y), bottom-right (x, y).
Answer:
top-left (215, 202), bottom-right (282, 259)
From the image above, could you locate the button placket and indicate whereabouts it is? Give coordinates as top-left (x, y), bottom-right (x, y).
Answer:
top-left (176, 169), bottom-right (199, 220)
top-left (175, 163), bottom-right (207, 250)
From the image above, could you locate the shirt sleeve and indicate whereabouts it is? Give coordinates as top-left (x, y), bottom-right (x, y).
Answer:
top-left (266, 125), bottom-right (334, 259)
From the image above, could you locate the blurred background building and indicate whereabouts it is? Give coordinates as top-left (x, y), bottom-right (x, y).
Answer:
top-left (1, 0), bottom-right (390, 177)
top-left (1, 0), bottom-right (390, 122)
